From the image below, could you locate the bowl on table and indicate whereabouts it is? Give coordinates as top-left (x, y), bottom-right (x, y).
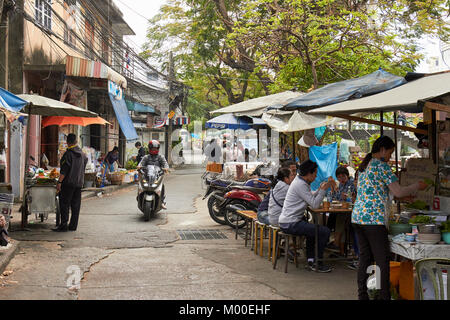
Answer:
top-left (389, 223), bottom-right (412, 236)
top-left (417, 232), bottom-right (441, 244)
top-left (417, 224), bottom-right (438, 234)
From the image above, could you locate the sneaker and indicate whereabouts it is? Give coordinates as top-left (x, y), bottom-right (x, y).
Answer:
top-left (347, 260), bottom-right (359, 271)
top-left (306, 261), bottom-right (332, 273)
top-left (161, 203), bottom-right (167, 210)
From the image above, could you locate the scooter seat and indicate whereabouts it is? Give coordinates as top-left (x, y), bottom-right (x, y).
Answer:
top-left (231, 185), bottom-right (270, 194)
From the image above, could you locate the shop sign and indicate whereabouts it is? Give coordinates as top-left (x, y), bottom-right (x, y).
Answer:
top-left (108, 80), bottom-right (123, 100)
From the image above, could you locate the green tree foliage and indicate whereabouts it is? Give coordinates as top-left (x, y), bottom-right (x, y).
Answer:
top-left (231, 0), bottom-right (450, 91)
top-left (141, 0), bottom-right (271, 117)
top-left (142, 0), bottom-right (450, 119)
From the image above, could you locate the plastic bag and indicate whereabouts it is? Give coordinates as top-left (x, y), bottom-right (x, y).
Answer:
top-left (309, 143), bottom-right (338, 191)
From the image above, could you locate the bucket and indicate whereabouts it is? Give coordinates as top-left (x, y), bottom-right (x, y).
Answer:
top-left (442, 232), bottom-right (450, 244)
top-left (390, 261), bottom-right (401, 287)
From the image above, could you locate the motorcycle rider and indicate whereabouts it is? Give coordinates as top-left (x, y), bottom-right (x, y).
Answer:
top-left (137, 140), bottom-right (170, 209)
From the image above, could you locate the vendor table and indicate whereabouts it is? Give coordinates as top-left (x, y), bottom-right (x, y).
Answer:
top-left (389, 237), bottom-right (450, 300)
top-left (307, 206), bottom-right (353, 272)
top-left (390, 238), bottom-right (450, 261)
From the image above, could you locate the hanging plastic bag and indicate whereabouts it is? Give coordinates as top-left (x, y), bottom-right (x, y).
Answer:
top-left (309, 143), bottom-right (338, 191)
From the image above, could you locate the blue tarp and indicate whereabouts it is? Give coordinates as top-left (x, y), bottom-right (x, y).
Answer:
top-left (0, 87), bottom-right (27, 112)
top-left (309, 143), bottom-right (338, 191)
top-left (284, 69), bottom-right (406, 111)
top-left (108, 93), bottom-right (138, 141)
top-left (206, 114), bottom-right (266, 130)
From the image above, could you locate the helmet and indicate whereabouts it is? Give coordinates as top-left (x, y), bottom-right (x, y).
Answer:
top-left (148, 140), bottom-right (160, 155)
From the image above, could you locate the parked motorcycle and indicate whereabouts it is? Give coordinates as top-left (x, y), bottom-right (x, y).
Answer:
top-left (215, 177), bottom-right (272, 229)
top-left (202, 175), bottom-right (244, 225)
top-left (137, 165), bottom-right (165, 221)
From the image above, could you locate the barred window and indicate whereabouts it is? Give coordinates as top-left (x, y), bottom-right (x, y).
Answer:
top-left (35, 0), bottom-right (52, 30)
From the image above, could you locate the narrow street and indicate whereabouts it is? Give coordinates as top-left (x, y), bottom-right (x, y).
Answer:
top-left (0, 167), bottom-right (357, 300)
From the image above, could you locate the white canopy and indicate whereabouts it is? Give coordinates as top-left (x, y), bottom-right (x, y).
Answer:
top-left (308, 72), bottom-right (450, 115)
top-left (262, 110), bottom-right (344, 133)
top-left (211, 91), bottom-right (303, 117)
top-left (17, 94), bottom-right (98, 117)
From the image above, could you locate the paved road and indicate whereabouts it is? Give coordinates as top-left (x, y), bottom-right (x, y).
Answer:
top-left (0, 166), bottom-right (358, 300)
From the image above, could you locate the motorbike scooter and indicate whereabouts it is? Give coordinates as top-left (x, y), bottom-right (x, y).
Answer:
top-left (202, 175), bottom-right (244, 225)
top-left (212, 177), bottom-right (272, 228)
top-left (137, 165), bottom-right (165, 221)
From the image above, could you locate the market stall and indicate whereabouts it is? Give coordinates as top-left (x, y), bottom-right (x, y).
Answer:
top-left (307, 71), bottom-right (450, 299)
top-left (16, 94), bottom-right (99, 228)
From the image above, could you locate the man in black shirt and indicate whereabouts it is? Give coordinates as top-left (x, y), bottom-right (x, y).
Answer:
top-left (135, 142), bottom-right (146, 165)
top-left (53, 134), bottom-right (88, 232)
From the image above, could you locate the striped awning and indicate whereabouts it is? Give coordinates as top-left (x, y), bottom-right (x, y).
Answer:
top-left (65, 55), bottom-right (127, 89)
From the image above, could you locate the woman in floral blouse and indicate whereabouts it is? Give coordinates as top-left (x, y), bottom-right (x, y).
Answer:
top-left (352, 136), bottom-right (427, 300)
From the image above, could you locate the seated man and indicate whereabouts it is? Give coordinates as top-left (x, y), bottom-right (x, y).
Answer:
top-left (278, 160), bottom-right (336, 273)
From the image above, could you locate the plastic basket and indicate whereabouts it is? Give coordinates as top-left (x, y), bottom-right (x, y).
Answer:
top-left (107, 172), bottom-right (125, 185)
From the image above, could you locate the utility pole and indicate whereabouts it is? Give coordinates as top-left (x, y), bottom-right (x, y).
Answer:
top-left (166, 51), bottom-right (175, 164)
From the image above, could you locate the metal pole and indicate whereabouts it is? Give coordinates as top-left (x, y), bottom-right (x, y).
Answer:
top-left (292, 132), bottom-right (296, 161)
top-left (380, 112), bottom-right (384, 136)
top-left (394, 112), bottom-right (401, 215)
top-left (21, 106), bottom-right (32, 229)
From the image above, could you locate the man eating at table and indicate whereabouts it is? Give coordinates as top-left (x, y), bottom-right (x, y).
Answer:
top-left (278, 160), bottom-right (336, 273)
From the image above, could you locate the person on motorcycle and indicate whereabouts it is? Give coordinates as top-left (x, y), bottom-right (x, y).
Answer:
top-left (137, 140), bottom-right (170, 208)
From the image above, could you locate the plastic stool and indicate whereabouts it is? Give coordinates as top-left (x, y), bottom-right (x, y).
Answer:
top-left (273, 231), bottom-right (300, 273)
top-left (254, 220), bottom-right (268, 257)
top-left (268, 225), bottom-right (280, 262)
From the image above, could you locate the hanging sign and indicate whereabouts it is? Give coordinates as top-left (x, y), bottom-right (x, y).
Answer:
top-left (108, 80), bottom-right (123, 100)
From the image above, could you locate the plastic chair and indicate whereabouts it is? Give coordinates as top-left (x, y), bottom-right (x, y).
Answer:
top-left (415, 258), bottom-right (450, 300)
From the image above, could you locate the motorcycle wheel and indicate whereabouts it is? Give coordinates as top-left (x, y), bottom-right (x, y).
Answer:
top-left (207, 195), bottom-right (227, 225)
top-left (143, 201), bottom-right (153, 221)
top-left (224, 200), bottom-right (249, 229)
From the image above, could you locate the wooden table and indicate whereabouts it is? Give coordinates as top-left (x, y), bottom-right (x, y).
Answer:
top-left (307, 206), bottom-right (353, 272)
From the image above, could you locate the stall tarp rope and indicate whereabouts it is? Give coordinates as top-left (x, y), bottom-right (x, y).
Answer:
top-left (261, 110), bottom-right (343, 132)
top-left (283, 69), bottom-right (406, 111)
top-left (307, 71), bottom-right (450, 115)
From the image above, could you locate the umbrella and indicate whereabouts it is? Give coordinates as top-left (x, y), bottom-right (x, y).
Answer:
top-left (17, 94), bottom-right (98, 117)
top-left (206, 114), bottom-right (266, 130)
top-left (42, 116), bottom-right (110, 128)
top-left (15, 94), bottom-right (99, 229)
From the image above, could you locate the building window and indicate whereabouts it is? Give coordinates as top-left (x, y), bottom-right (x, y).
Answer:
top-left (102, 38), bottom-right (110, 63)
top-left (35, 0), bottom-right (52, 30)
top-left (85, 18), bottom-right (95, 59)
top-left (63, 0), bottom-right (77, 47)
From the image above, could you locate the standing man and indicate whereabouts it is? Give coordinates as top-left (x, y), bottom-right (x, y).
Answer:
top-left (53, 134), bottom-right (88, 232)
top-left (135, 142), bottom-right (146, 165)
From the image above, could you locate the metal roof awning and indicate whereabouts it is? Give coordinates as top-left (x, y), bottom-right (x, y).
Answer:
top-left (308, 72), bottom-right (450, 115)
top-left (211, 91), bottom-right (303, 117)
top-left (125, 100), bottom-right (159, 115)
top-left (65, 55), bottom-right (127, 89)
